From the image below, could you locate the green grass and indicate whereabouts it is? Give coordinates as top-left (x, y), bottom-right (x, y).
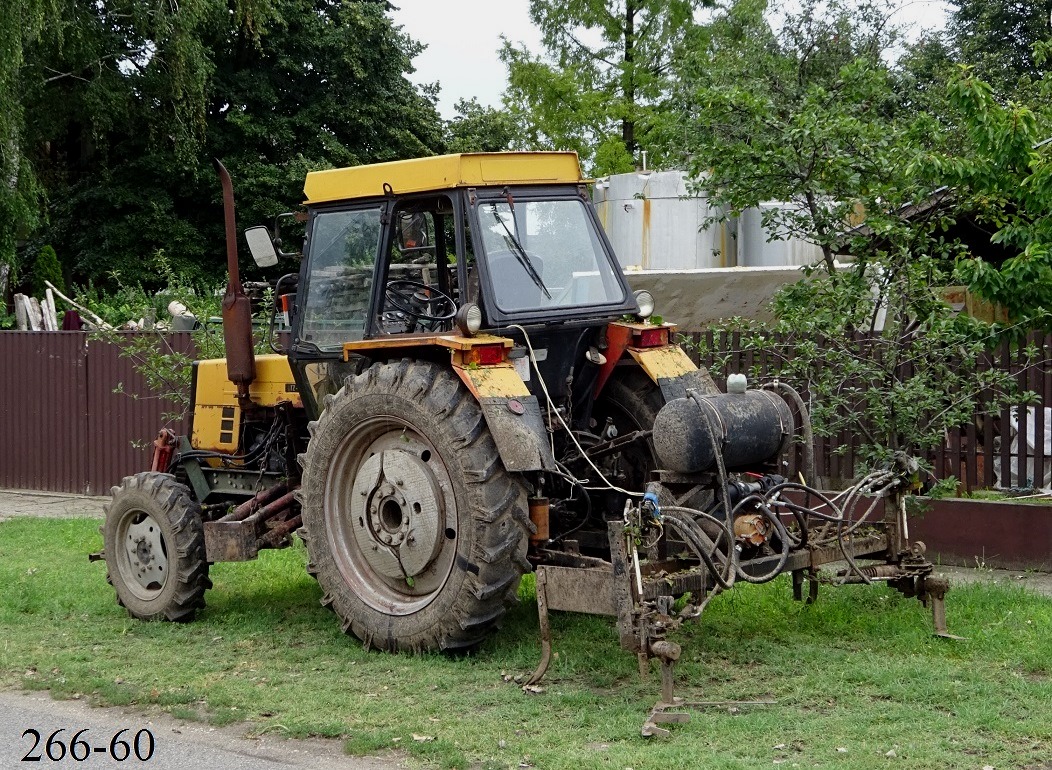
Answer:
top-left (2, 516), bottom-right (1051, 770)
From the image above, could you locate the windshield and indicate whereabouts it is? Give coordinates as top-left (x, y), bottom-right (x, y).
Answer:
top-left (476, 198), bottom-right (626, 313)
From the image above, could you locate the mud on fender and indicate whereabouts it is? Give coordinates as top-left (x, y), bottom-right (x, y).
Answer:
top-left (479, 396), bottom-right (557, 472)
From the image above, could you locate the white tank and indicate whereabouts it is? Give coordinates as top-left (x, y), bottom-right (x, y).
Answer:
top-left (738, 203), bottom-right (824, 267)
top-left (593, 171), bottom-right (735, 270)
top-left (594, 172), bottom-right (823, 270)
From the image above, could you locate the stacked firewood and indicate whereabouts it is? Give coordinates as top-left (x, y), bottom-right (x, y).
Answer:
top-left (11, 281), bottom-right (113, 331)
top-left (12, 290), bottom-right (60, 330)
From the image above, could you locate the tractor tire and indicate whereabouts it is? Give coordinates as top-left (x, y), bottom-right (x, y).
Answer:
top-left (593, 368), bottom-right (665, 490)
top-left (103, 472), bottom-right (210, 621)
top-left (299, 359), bottom-right (532, 653)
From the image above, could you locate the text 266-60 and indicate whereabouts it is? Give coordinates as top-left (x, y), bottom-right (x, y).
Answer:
top-left (21, 729), bottom-right (154, 762)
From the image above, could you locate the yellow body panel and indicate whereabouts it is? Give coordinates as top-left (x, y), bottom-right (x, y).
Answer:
top-left (455, 365), bottom-right (531, 398)
top-left (304, 152), bottom-right (584, 203)
top-left (191, 355), bottom-right (301, 452)
top-left (342, 333), bottom-right (514, 359)
top-left (193, 403), bottom-right (241, 453)
top-left (628, 345), bottom-right (698, 381)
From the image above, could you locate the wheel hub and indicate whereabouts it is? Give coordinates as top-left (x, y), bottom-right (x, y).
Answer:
top-left (122, 513), bottom-right (168, 592)
top-left (351, 449), bottom-right (443, 580)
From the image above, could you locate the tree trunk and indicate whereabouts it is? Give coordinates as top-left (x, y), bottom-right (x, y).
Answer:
top-left (622, 1), bottom-right (637, 159)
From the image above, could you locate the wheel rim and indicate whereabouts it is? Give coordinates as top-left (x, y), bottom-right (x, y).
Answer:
top-left (115, 509), bottom-right (170, 600)
top-left (324, 415), bottom-right (458, 615)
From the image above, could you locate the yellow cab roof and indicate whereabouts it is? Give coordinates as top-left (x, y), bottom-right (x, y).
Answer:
top-left (303, 152), bottom-right (584, 204)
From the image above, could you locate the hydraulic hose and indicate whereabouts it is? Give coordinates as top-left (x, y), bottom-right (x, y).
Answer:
top-left (661, 506), bottom-right (737, 591)
top-left (761, 381), bottom-right (815, 485)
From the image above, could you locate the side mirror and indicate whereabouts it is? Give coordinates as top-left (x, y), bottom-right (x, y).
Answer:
top-left (245, 226), bottom-right (279, 268)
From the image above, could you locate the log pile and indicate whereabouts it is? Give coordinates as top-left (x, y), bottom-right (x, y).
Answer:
top-left (13, 290), bottom-right (60, 331)
top-left (12, 281), bottom-right (114, 331)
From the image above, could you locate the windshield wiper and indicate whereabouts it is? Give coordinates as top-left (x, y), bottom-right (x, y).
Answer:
top-left (488, 206), bottom-right (551, 300)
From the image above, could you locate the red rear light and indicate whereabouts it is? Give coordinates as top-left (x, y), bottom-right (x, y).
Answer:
top-left (467, 344), bottom-right (506, 366)
top-left (635, 328), bottom-right (668, 348)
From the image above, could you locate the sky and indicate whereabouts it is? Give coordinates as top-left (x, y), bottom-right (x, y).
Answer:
top-left (389, 0), bottom-right (543, 120)
top-left (389, 0), bottom-right (951, 121)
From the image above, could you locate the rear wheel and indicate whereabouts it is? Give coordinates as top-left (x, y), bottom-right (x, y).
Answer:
top-left (103, 472), bottom-right (210, 621)
top-left (299, 359), bottom-right (531, 652)
top-left (593, 369), bottom-right (665, 490)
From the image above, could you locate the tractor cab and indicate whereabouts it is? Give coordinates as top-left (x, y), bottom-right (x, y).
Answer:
top-left (248, 153), bottom-right (644, 420)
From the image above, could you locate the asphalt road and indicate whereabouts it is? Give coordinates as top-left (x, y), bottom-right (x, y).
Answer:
top-left (1, 690), bottom-right (401, 770)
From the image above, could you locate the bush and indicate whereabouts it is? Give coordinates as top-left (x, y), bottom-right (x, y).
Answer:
top-left (31, 245), bottom-right (65, 299)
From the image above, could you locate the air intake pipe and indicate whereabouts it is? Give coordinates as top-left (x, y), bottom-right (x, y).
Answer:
top-left (215, 159), bottom-right (256, 408)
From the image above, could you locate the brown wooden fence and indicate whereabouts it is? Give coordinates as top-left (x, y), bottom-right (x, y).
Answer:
top-left (0, 331), bottom-right (193, 494)
top-left (1, 329), bottom-right (1049, 494)
top-left (684, 330), bottom-right (1052, 491)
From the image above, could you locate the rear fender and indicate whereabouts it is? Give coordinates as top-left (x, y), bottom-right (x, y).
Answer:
top-left (628, 346), bottom-right (721, 401)
top-left (596, 321), bottom-right (720, 402)
top-left (453, 363), bottom-right (557, 474)
top-left (343, 334), bottom-right (556, 473)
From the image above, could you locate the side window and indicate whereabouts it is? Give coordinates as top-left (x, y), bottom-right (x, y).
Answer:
top-left (300, 206), bottom-right (382, 349)
top-left (379, 197), bottom-right (459, 335)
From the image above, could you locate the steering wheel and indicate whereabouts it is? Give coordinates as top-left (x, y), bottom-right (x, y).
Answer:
top-left (384, 279), bottom-right (456, 325)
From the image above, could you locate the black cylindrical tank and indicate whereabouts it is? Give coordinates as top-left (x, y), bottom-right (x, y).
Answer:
top-left (652, 391), bottom-right (792, 473)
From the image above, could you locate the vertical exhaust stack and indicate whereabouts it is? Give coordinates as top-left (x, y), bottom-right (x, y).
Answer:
top-left (214, 159), bottom-right (256, 408)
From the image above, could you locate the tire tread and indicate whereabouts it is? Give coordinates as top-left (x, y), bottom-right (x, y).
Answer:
top-left (300, 360), bottom-right (530, 653)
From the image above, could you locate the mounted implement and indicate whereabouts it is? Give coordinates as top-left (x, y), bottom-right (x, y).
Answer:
top-left (96, 153), bottom-right (953, 733)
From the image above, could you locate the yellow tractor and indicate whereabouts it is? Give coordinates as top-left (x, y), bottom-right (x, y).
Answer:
top-left (99, 153), bottom-right (949, 729)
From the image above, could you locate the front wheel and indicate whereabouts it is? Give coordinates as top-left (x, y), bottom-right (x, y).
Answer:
top-left (102, 472), bottom-right (210, 621)
top-left (299, 360), bottom-right (532, 653)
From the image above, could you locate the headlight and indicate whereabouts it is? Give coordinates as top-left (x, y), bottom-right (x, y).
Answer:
top-left (455, 303), bottom-right (483, 336)
top-left (634, 290), bottom-right (655, 320)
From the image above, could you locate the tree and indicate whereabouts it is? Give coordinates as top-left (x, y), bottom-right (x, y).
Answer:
top-left (895, 33), bottom-right (959, 115)
top-left (662, 0), bottom-right (928, 275)
top-left (16, 0), bottom-right (444, 290)
top-left (666, 0), bottom-right (1033, 466)
top-left (947, 0), bottom-right (1052, 91)
top-left (31, 245), bottom-right (64, 299)
top-left (445, 98), bottom-right (517, 153)
top-left (501, 0), bottom-right (709, 174)
top-left (932, 64), bottom-right (1052, 326)
top-left (0, 0), bottom-right (53, 286)
top-left (898, 2), bottom-right (1052, 111)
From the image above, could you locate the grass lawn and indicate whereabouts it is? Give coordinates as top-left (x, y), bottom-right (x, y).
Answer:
top-left (1, 516), bottom-right (1050, 770)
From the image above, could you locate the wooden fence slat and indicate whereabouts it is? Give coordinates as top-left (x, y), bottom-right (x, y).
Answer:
top-left (965, 418), bottom-right (978, 489)
top-left (1016, 339), bottom-right (1030, 488)
top-left (1032, 331), bottom-right (1047, 491)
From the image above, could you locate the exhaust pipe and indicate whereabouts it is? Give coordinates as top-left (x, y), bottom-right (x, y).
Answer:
top-left (214, 159), bottom-right (256, 408)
